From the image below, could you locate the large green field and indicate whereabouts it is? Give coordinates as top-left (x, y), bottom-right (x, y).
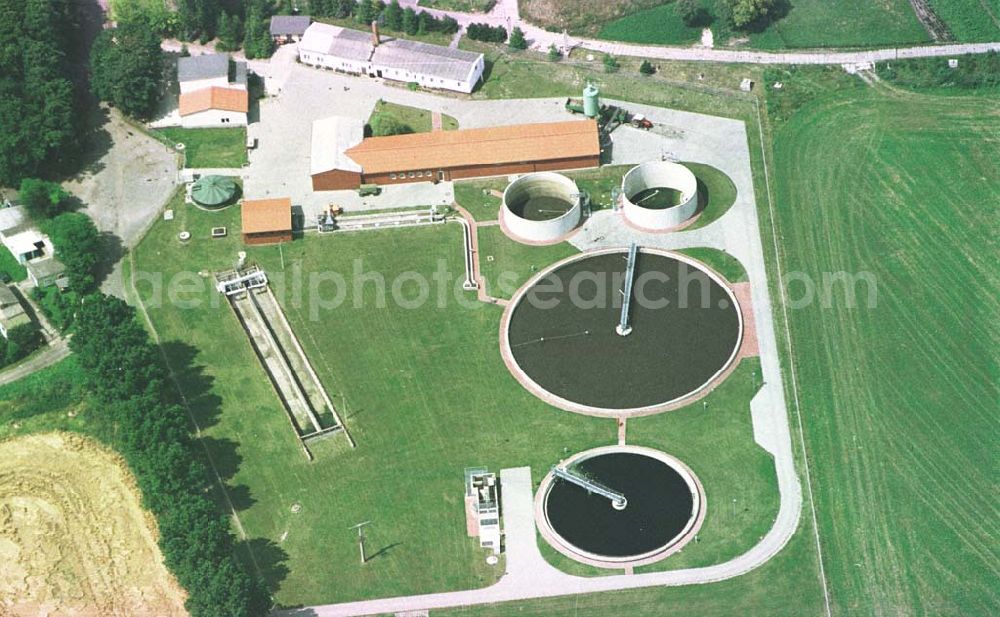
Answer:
top-left (598, 0), bottom-right (930, 49)
top-left (771, 85), bottom-right (1000, 615)
top-left (129, 197), bottom-right (783, 607)
top-left (927, 0), bottom-right (1000, 41)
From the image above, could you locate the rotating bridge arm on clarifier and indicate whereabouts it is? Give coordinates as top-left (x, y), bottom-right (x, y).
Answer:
top-left (617, 243), bottom-right (639, 336)
top-left (553, 465), bottom-right (627, 510)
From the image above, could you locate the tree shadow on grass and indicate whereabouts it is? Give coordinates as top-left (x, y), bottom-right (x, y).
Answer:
top-left (243, 538), bottom-right (291, 595)
top-left (160, 340), bottom-right (224, 431)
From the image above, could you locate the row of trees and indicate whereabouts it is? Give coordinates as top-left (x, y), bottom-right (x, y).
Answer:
top-left (0, 0), bottom-right (82, 185)
top-left (90, 22), bottom-right (165, 121)
top-left (309, 0), bottom-right (461, 35)
top-left (71, 294), bottom-right (271, 616)
top-left (467, 22), bottom-right (508, 43)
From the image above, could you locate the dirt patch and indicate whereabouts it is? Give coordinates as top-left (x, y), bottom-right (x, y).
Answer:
top-left (0, 433), bottom-right (187, 616)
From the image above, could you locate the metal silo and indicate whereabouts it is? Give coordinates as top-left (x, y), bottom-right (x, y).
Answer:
top-left (583, 84), bottom-right (601, 119)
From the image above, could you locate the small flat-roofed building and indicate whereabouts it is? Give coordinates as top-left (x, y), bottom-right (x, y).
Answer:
top-left (0, 206), bottom-right (55, 264)
top-left (177, 53), bottom-right (249, 128)
top-left (298, 22), bottom-right (484, 93)
top-left (310, 119), bottom-right (601, 191)
top-left (25, 257), bottom-right (66, 289)
top-left (270, 15), bottom-right (312, 43)
top-left (242, 198), bottom-right (293, 245)
top-left (310, 116), bottom-right (366, 191)
top-left (0, 286), bottom-right (30, 338)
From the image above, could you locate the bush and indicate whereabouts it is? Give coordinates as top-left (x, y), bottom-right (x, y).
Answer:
top-left (508, 26), bottom-right (527, 50)
top-left (467, 22), bottom-right (508, 43)
top-left (603, 53), bottom-right (621, 73)
top-left (43, 213), bottom-right (102, 293)
top-left (548, 44), bottom-right (562, 61)
top-left (371, 115), bottom-right (415, 136)
top-left (639, 60), bottom-right (655, 75)
top-left (19, 178), bottom-right (70, 219)
top-left (0, 322), bottom-right (43, 367)
top-left (32, 286), bottom-right (79, 332)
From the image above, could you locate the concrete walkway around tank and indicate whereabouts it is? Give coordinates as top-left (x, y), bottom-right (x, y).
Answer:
top-left (278, 101), bottom-right (805, 617)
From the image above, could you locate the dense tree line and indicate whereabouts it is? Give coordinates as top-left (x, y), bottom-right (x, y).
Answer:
top-left (42, 213), bottom-right (102, 293)
top-left (0, 323), bottom-right (43, 368)
top-left (71, 294), bottom-right (271, 617)
top-left (0, 0), bottom-right (82, 185)
top-left (467, 22), bottom-right (508, 43)
top-left (309, 0), bottom-right (460, 36)
top-left (90, 22), bottom-right (165, 121)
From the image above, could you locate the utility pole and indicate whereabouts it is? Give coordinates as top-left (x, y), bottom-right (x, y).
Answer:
top-left (349, 520), bottom-right (372, 565)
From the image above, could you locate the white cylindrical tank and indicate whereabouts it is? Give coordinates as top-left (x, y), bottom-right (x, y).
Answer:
top-left (501, 172), bottom-right (582, 244)
top-left (621, 161), bottom-right (698, 231)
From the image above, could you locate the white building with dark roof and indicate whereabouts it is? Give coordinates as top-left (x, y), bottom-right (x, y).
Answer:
top-left (297, 22), bottom-right (484, 94)
top-left (270, 15), bottom-right (312, 43)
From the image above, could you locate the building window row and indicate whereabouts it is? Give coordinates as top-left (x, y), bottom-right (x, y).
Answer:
top-left (388, 170), bottom-right (434, 180)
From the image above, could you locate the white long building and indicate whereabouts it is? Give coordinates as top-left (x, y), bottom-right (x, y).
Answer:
top-left (298, 22), bottom-right (485, 94)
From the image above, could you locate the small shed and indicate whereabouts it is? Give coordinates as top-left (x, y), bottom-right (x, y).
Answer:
top-left (25, 257), bottom-right (66, 289)
top-left (242, 198), bottom-right (293, 245)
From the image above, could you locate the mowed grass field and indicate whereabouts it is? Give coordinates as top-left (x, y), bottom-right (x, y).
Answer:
top-left (156, 126), bottom-right (248, 168)
top-left (130, 202), bottom-right (784, 607)
top-left (927, 0), bottom-right (1000, 41)
top-left (598, 0), bottom-right (935, 48)
top-left (772, 87), bottom-right (1000, 614)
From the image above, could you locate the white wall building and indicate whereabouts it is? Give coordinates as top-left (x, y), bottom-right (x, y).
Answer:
top-left (177, 54), bottom-right (249, 128)
top-left (298, 23), bottom-right (485, 94)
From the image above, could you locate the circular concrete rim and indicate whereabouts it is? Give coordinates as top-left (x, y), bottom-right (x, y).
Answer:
top-left (500, 172), bottom-right (581, 245)
top-left (535, 445), bottom-right (706, 569)
top-left (499, 247), bottom-right (744, 417)
top-left (622, 161), bottom-right (698, 210)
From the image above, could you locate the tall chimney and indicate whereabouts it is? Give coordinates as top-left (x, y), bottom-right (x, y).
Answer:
top-left (371, 20), bottom-right (380, 46)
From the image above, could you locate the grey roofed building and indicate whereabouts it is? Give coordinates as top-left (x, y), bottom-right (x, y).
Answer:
top-left (25, 257), bottom-right (66, 289)
top-left (0, 285), bottom-right (29, 337)
top-left (270, 15), bottom-right (312, 37)
top-left (372, 39), bottom-right (482, 82)
top-left (299, 22), bottom-right (374, 62)
top-left (178, 53), bottom-right (230, 82)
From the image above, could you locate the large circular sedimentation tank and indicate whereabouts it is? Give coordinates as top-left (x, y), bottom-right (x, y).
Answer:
top-left (537, 445), bottom-right (705, 568)
top-left (500, 248), bottom-right (742, 416)
top-left (501, 172), bottom-right (581, 244)
top-left (621, 161), bottom-right (698, 231)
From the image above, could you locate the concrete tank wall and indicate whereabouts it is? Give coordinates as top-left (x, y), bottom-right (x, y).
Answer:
top-left (501, 172), bottom-right (582, 244)
top-left (621, 162), bottom-right (698, 231)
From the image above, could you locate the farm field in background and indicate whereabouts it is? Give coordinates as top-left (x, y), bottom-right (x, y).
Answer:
top-left (927, 0), bottom-right (1000, 41)
top-left (598, 0), bottom-right (931, 48)
top-left (771, 86), bottom-right (1000, 614)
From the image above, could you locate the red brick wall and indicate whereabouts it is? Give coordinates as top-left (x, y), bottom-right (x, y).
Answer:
top-left (312, 169), bottom-right (363, 191)
top-left (243, 231), bottom-right (292, 245)
top-left (359, 156), bottom-right (600, 187)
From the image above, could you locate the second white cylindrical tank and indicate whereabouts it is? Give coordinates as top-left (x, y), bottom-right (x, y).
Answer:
top-left (621, 161), bottom-right (699, 231)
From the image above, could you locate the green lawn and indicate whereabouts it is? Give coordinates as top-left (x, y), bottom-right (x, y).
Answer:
top-left (0, 248), bottom-right (27, 283)
top-left (476, 226), bottom-right (578, 297)
top-left (677, 247), bottom-right (747, 283)
top-left (131, 193), bottom-right (783, 606)
top-left (368, 100), bottom-right (459, 134)
top-left (0, 358), bottom-right (91, 440)
top-left (454, 178), bottom-right (507, 221)
top-left (771, 86), bottom-right (1000, 614)
top-left (928, 0), bottom-right (1000, 41)
top-left (156, 127), bottom-right (248, 168)
top-left (599, 0), bottom-right (931, 49)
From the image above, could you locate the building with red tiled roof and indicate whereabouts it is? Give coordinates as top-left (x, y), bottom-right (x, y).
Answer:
top-left (311, 118), bottom-right (600, 191)
top-left (177, 53), bottom-right (249, 128)
top-left (242, 198), bottom-right (293, 245)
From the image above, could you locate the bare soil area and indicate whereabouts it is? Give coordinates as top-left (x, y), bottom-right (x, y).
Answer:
top-left (0, 433), bottom-right (187, 616)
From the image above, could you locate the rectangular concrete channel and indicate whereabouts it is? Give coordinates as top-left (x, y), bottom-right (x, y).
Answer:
top-left (230, 289), bottom-right (336, 437)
